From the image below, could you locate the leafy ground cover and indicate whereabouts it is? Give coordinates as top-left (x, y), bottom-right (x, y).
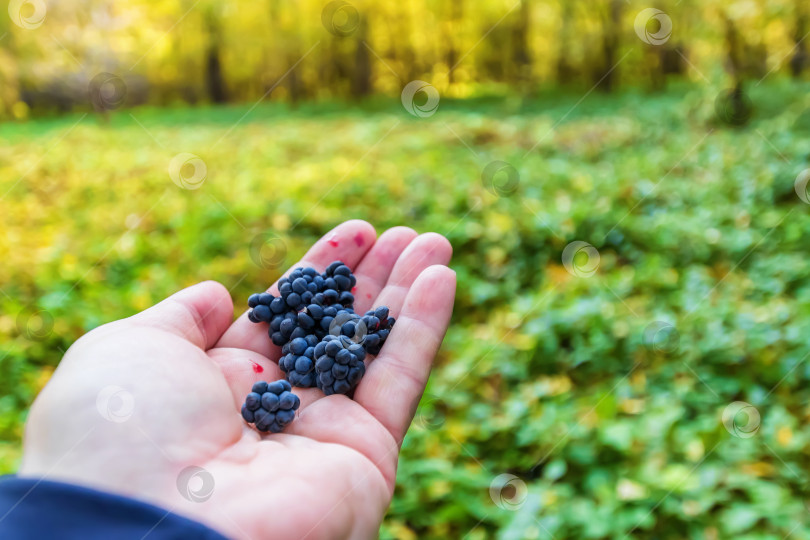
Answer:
top-left (2, 81), bottom-right (810, 538)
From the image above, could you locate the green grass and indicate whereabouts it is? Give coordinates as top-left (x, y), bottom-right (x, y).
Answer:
top-left (3, 80), bottom-right (810, 538)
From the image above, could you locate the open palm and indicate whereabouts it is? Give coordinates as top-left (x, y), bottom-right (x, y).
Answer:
top-left (20, 220), bottom-right (455, 540)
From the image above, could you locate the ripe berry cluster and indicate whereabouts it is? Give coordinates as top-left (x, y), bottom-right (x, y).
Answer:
top-left (314, 335), bottom-right (366, 395)
top-left (241, 380), bottom-right (300, 433)
top-left (241, 261), bottom-right (395, 432)
top-left (247, 261), bottom-right (356, 346)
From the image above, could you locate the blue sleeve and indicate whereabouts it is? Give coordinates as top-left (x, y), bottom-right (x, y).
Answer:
top-left (0, 475), bottom-right (229, 540)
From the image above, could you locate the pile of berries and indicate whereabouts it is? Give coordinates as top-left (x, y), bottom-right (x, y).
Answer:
top-left (241, 261), bottom-right (395, 433)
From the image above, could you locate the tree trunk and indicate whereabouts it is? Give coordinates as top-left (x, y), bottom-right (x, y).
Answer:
top-left (512, 0), bottom-right (531, 88)
top-left (351, 17), bottom-right (372, 98)
top-left (287, 52), bottom-right (303, 105)
top-left (445, 0), bottom-right (463, 84)
top-left (204, 11), bottom-right (227, 103)
top-left (597, 0), bottom-right (622, 92)
top-left (556, 1), bottom-right (576, 84)
top-left (791, 0), bottom-right (808, 77)
top-left (723, 13), bottom-right (743, 84)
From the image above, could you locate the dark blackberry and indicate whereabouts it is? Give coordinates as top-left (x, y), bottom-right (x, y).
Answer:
top-left (339, 291), bottom-right (355, 306)
top-left (276, 266), bottom-right (330, 312)
top-left (241, 379), bottom-right (300, 433)
top-left (322, 261), bottom-right (357, 295)
top-left (265, 312), bottom-right (298, 346)
top-left (373, 306), bottom-right (389, 321)
top-left (279, 334), bottom-right (320, 387)
top-left (247, 292), bottom-right (287, 324)
top-left (314, 335), bottom-right (367, 395)
top-left (252, 304), bottom-right (271, 322)
top-left (322, 307), bottom-right (363, 339)
top-left (247, 292), bottom-right (274, 323)
top-left (361, 308), bottom-right (396, 355)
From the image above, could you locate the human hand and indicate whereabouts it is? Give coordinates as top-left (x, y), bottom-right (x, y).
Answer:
top-left (19, 220), bottom-right (455, 539)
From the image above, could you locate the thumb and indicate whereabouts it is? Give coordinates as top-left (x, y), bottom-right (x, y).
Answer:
top-left (128, 281), bottom-right (234, 350)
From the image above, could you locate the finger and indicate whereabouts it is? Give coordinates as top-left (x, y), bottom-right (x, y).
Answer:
top-left (371, 233), bottom-right (453, 318)
top-left (263, 220), bottom-right (377, 297)
top-left (352, 227), bottom-right (418, 314)
top-left (215, 220), bottom-right (377, 357)
top-left (354, 265), bottom-right (456, 445)
top-left (128, 281), bottom-right (234, 350)
top-left (282, 396), bottom-right (400, 491)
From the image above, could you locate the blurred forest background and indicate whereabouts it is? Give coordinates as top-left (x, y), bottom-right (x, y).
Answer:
top-left (1, 0), bottom-right (809, 115)
top-left (4, 0), bottom-right (810, 539)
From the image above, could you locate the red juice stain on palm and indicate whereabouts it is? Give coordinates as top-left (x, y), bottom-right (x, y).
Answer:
top-left (353, 232), bottom-right (365, 247)
top-left (352, 286), bottom-right (357, 293)
top-left (366, 293), bottom-right (372, 299)
top-left (251, 362), bottom-right (263, 374)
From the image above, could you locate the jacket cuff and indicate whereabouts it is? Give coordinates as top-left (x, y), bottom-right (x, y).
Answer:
top-left (0, 475), bottom-right (229, 539)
